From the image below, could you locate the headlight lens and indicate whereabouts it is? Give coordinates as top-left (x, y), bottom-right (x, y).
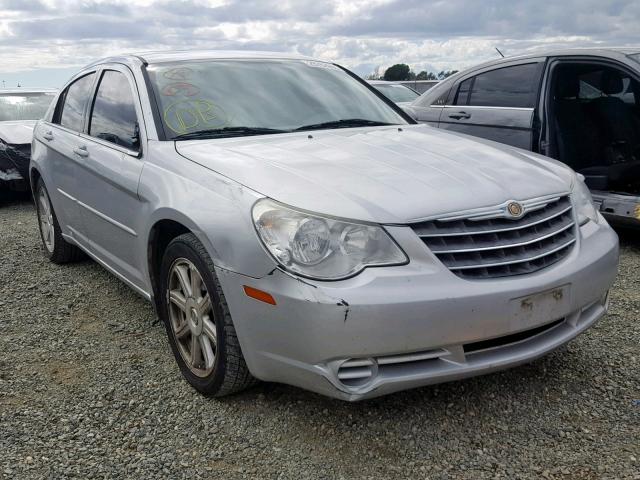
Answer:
top-left (572, 176), bottom-right (599, 225)
top-left (253, 199), bottom-right (407, 280)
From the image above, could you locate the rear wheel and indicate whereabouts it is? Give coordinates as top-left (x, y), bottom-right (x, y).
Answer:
top-left (35, 178), bottom-right (83, 263)
top-left (159, 233), bottom-right (255, 396)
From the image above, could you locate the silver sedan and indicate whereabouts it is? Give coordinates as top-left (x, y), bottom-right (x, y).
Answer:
top-left (30, 51), bottom-right (618, 401)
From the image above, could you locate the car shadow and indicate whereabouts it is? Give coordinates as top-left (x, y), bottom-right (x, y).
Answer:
top-left (0, 190), bottom-right (32, 206)
top-left (616, 226), bottom-right (640, 249)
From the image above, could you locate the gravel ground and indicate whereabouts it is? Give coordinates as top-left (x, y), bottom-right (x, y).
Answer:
top-left (0, 195), bottom-right (638, 480)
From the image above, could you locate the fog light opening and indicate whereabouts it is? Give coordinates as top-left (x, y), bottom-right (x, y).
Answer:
top-left (337, 358), bottom-right (377, 388)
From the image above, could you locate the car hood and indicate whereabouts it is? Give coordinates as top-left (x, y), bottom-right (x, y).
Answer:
top-left (0, 120), bottom-right (37, 145)
top-left (176, 124), bottom-right (574, 224)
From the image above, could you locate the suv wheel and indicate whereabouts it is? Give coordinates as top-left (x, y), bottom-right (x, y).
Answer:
top-left (159, 233), bottom-right (255, 396)
top-left (35, 178), bottom-right (83, 263)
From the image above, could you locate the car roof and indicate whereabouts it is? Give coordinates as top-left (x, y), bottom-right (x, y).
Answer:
top-left (464, 47), bottom-right (640, 72)
top-left (0, 88), bottom-right (57, 94)
top-left (86, 50), bottom-right (321, 68)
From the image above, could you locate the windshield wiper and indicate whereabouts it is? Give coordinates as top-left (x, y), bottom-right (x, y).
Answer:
top-left (173, 126), bottom-right (290, 140)
top-left (294, 118), bottom-right (396, 132)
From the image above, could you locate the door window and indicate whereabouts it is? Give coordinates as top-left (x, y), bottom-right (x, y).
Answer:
top-left (89, 70), bottom-right (140, 151)
top-left (455, 63), bottom-right (541, 108)
top-left (57, 73), bottom-right (96, 132)
top-left (454, 78), bottom-right (473, 105)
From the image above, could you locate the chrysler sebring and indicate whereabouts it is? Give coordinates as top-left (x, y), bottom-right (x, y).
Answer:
top-left (30, 51), bottom-right (618, 401)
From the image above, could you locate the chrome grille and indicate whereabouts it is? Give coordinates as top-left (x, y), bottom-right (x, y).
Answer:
top-left (412, 196), bottom-right (576, 279)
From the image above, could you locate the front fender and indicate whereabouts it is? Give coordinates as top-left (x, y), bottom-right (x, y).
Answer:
top-left (139, 144), bottom-right (277, 284)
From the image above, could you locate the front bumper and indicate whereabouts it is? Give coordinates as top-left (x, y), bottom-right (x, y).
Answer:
top-left (216, 219), bottom-right (619, 401)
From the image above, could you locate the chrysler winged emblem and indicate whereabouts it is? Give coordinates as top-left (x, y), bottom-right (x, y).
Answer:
top-left (507, 201), bottom-right (524, 218)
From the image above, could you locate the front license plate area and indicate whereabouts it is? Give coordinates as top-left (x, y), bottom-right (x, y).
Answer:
top-left (509, 284), bottom-right (572, 332)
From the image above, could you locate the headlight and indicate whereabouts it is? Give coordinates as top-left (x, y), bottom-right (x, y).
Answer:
top-left (572, 175), bottom-right (599, 225)
top-left (252, 199), bottom-right (407, 280)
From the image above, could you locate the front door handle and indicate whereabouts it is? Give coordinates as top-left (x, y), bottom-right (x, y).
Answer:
top-left (73, 145), bottom-right (89, 158)
top-left (448, 111), bottom-right (471, 120)
top-left (43, 131), bottom-right (54, 141)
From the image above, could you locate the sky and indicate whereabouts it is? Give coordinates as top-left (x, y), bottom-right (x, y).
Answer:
top-left (1, 0), bottom-right (639, 88)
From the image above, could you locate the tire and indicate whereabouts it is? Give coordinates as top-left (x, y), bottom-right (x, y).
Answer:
top-left (159, 233), bottom-right (256, 397)
top-left (35, 178), bottom-right (83, 264)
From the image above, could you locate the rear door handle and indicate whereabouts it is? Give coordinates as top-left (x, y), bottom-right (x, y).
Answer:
top-left (73, 145), bottom-right (89, 158)
top-left (448, 111), bottom-right (471, 120)
top-left (43, 131), bottom-right (54, 141)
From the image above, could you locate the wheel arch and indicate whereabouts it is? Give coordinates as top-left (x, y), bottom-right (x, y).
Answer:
top-left (145, 206), bottom-right (233, 305)
top-left (147, 216), bottom-right (194, 310)
top-left (29, 166), bottom-right (42, 194)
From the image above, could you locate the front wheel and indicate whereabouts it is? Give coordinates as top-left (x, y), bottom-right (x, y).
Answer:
top-left (159, 233), bottom-right (255, 396)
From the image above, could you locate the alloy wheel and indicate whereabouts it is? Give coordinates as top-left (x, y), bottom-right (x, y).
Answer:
top-left (38, 187), bottom-right (55, 253)
top-left (167, 258), bottom-right (217, 377)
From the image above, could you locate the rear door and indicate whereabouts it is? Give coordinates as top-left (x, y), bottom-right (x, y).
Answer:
top-left (439, 61), bottom-right (545, 150)
top-left (34, 72), bottom-right (97, 238)
top-left (71, 66), bottom-right (147, 290)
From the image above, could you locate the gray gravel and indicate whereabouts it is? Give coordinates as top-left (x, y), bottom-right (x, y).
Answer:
top-left (1, 196), bottom-right (639, 480)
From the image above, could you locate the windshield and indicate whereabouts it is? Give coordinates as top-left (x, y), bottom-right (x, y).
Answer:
top-left (629, 53), bottom-right (640, 63)
top-left (0, 92), bottom-right (55, 121)
top-left (147, 59), bottom-right (407, 139)
top-left (373, 84), bottom-right (420, 103)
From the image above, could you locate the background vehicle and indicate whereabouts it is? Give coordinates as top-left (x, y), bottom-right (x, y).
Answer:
top-left (395, 80), bottom-right (440, 94)
top-left (368, 80), bottom-right (420, 106)
top-left (405, 48), bottom-right (640, 227)
top-left (0, 89), bottom-right (56, 192)
top-left (30, 51), bottom-right (617, 401)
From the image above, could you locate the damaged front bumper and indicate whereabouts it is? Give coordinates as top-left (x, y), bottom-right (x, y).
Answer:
top-left (0, 142), bottom-right (30, 190)
top-left (215, 219), bottom-right (619, 401)
top-left (592, 190), bottom-right (640, 228)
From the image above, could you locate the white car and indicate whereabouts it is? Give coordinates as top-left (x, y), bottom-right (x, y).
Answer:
top-left (368, 80), bottom-right (420, 107)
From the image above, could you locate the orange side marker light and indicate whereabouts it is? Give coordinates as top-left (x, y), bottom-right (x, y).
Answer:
top-left (243, 285), bottom-right (277, 305)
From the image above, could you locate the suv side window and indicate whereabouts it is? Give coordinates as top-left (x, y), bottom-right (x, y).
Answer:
top-left (89, 70), bottom-right (140, 151)
top-left (455, 63), bottom-right (541, 108)
top-left (57, 73), bottom-right (96, 132)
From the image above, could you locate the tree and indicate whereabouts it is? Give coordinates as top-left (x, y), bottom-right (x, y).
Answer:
top-left (416, 71), bottom-right (437, 80)
top-left (437, 70), bottom-right (459, 80)
top-left (383, 64), bottom-right (411, 81)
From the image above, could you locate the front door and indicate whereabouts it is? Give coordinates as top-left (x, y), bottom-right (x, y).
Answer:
top-left (438, 62), bottom-right (544, 150)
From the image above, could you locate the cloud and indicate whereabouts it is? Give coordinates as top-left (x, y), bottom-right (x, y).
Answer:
top-left (0, 0), bottom-right (638, 84)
